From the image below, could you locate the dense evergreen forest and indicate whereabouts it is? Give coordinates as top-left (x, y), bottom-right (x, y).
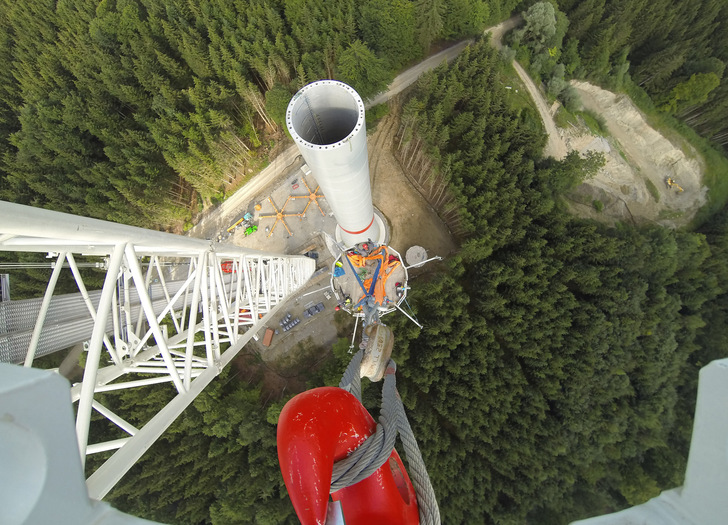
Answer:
top-left (84, 38), bottom-right (728, 524)
top-left (558, 0), bottom-right (728, 147)
top-left (2, 0), bottom-right (726, 226)
top-left (4, 0), bottom-right (728, 524)
top-left (0, 0), bottom-right (512, 226)
top-left (504, 0), bottom-right (728, 148)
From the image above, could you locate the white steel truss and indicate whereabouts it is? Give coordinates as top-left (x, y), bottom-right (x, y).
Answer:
top-left (0, 201), bottom-right (315, 499)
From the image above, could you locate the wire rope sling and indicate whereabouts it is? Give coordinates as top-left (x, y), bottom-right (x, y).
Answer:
top-left (276, 324), bottom-right (440, 525)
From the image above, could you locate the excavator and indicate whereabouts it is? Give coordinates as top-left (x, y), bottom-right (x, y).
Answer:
top-left (666, 177), bottom-right (684, 193)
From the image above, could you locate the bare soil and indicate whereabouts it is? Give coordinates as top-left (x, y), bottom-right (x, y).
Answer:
top-left (219, 103), bottom-right (457, 398)
top-left (489, 16), bottom-right (707, 227)
top-left (562, 82), bottom-right (707, 228)
top-left (369, 103), bottom-right (458, 260)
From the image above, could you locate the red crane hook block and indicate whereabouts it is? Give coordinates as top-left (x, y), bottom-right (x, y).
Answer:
top-left (277, 386), bottom-right (419, 525)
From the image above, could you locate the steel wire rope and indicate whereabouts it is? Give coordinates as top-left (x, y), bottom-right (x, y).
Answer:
top-left (403, 296), bottom-right (420, 324)
top-left (334, 349), bottom-right (441, 525)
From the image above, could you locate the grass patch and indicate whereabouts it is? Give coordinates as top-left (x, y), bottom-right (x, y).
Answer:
top-left (658, 209), bottom-right (685, 220)
top-left (579, 109), bottom-right (609, 136)
top-left (645, 178), bottom-right (661, 203)
top-left (366, 103), bottom-right (390, 131)
top-left (564, 189), bottom-right (593, 206)
top-left (593, 199), bottom-right (604, 212)
top-left (499, 61), bottom-right (540, 117)
top-left (498, 62), bottom-right (544, 139)
top-left (554, 106), bottom-right (579, 129)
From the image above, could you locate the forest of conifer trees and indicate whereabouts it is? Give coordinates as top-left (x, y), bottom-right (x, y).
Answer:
top-left (4, 0), bottom-right (728, 524)
top-left (81, 35), bottom-right (728, 525)
top-left (0, 0), bottom-right (512, 225)
top-left (505, 0), bottom-right (728, 147)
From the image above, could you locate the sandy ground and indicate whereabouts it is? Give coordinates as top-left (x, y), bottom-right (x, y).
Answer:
top-left (369, 107), bottom-right (457, 260)
top-left (562, 82), bottom-right (707, 227)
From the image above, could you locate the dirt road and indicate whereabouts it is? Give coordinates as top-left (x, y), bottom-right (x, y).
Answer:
top-left (512, 61), bottom-right (568, 159)
top-left (188, 145), bottom-right (302, 241)
top-left (484, 19), bottom-right (705, 225)
top-left (191, 38), bottom-right (482, 240)
top-left (367, 41), bottom-right (472, 108)
top-left (488, 16), bottom-right (568, 160)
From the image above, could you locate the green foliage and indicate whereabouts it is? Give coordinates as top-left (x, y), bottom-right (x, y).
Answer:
top-left (645, 178), bottom-right (661, 203)
top-left (359, 0), bottom-right (420, 69)
top-left (593, 199), bottom-right (604, 211)
top-left (579, 109), bottom-right (609, 136)
top-left (366, 103), bottom-right (390, 131)
top-left (513, 1), bottom-right (559, 55)
top-left (557, 0), bottom-right (728, 149)
top-left (387, 37), bottom-right (723, 522)
top-left (4, 0), bottom-right (505, 227)
top-left (336, 40), bottom-right (392, 99)
top-left (560, 84), bottom-right (582, 112)
top-left (415, 0), bottom-right (445, 50)
top-left (507, 1), bottom-right (570, 84)
top-left (658, 72), bottom-right (721, 114)
top-left (500, 44), bottom-right (517, 63)
top-left (89, 369), bottom-right (297, 524)
top-left (547, 63), bottom-right (567, 97)
top-left (554, 106), bottom-right (578, 128)
top-left (61, 17), bottom-right (728, 525)
top-left (441, 0), bottom-right (490, 39)
top-left (265, 84), bottom-right (293, 129)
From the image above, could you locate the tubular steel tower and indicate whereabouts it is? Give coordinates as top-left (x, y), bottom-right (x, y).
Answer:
top-left (0, 200), bottom-right (315, 501)
top-left (286, 80), bottom-right (383, 247)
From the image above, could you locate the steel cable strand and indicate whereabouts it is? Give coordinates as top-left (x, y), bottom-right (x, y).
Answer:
top-left (332, 355), bottom-right (441, 524)
top-left (338, 348), bottom-right (364, 400)
top-left (388, 363), bottom-right (440, 525)
top-left (331, 358), bottom-right (398, 491)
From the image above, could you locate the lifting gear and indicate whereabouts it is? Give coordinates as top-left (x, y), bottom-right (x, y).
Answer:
top-left (277, 326), bottom-right (440, 525)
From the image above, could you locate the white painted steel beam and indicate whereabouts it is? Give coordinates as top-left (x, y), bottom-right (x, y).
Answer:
top-left (0, 200), bottom-right (315, 499)
top-left (23, 252), bottom-right (67, 367)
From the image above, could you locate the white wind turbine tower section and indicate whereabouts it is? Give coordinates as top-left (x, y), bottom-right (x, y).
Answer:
top-left (0, 200), bottom-right (315, 500)
top-left (286, 80), bottom-right (385, 247)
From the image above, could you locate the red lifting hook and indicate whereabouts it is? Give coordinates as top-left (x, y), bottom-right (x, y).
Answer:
top-left (277, 386), bottom-right (419, 525)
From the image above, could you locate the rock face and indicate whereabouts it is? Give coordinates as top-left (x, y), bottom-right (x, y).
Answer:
top-left (564, 81), bottom-right (707, 228)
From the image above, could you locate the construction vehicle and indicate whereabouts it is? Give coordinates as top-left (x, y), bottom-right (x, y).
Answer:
top-left (666, 177), bottom-right (684, 193)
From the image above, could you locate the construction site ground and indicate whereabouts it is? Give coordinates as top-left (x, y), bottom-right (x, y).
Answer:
top-left (221, 107), bottom-right (456, 377)
top-left (192, 16), bottom-right (708, 394)
top-left (559, 82), bottom-right (707, 228)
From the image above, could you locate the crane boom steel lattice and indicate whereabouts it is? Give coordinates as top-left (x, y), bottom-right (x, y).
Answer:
top-left (0, 200), bottom-right (315, 500)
